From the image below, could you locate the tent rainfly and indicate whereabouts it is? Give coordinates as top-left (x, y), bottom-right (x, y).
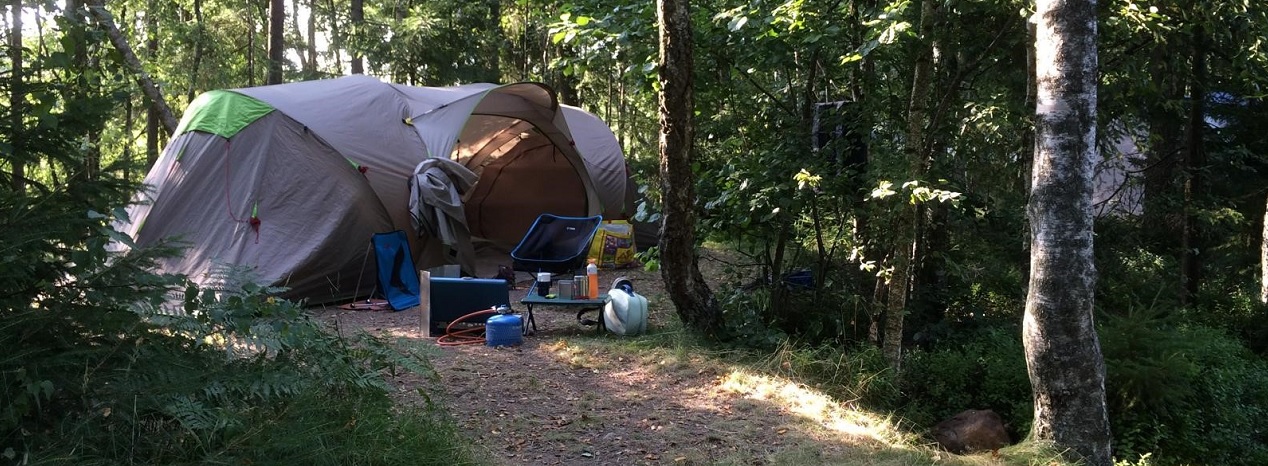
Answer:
top-left (122, 75), bottom-right (631, 304)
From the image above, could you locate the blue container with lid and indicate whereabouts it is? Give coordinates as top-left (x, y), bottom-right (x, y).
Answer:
top-left (485, 312), bottom-right (523, 347)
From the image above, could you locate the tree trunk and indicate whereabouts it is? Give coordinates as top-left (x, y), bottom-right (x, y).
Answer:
top-left (267, 0), bottom-right (284, 84)
top-left (884, 0), bottom-right (937, 369)
top-left (87, 4), bottom-right (178, 136)
top-left (9, 0), bottom-right (24, 193)
top-left (1179, 29), bottom-right (1207, 306)
top-left (325, 0), bottom-right (342, 74)
top-left (350, 0), bottom-right (363, 74)
top-left (247, 6), bottom-right (256, 85)
top-left (1026, 1), bottom-right (1112, 464)
top-left (657, 0), bottom-right (720, 337)
top-left (124, 95), bottom-right (134, 180)
top-left (145, 5), bottom-right (160, 166)
top-left (186, 0), bottom-right (204, 104)
top-left (1262, 192), bottom-right (1268, 304)
top-left (1140, 45), bottom-right (1184, 250)
top-left (83, 1), bottom-right (105, 180)
top-left (306, 0), bottom-right (317, 77)
top-left (288, 0), bottom-right (310, 77)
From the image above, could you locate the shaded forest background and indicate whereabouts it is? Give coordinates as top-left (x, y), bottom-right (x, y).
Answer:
top-left (3, 0), bottom-right (1268, 464)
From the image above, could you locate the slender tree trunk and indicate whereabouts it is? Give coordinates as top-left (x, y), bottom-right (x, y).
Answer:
top-left (306, 0), bottom-right (317, 77)
top-left (124, 95), bottom-right (134, 180)
top-left (1141, 45), bottom-right (1184, 250)
top-left (489, 0), bottom-right (503, 81)
top-left (267, 0), bottom-right (284, 84)
top-left (288, 0), bottom-right (309, 77)
top-left (325, 0), bottom-right (342, 74)
top-left (145, 5), bottom-right (160, 166)
top-left (657, 0), bottom-right (720, 336)
top-left (1179, 29), bottom-right (1207, 306)
top-left (884, 0), bottom-right (936, 369)
top-left (87, 4), bottom-right (178, 135)
top-left (350, 0), bottom-right (363, 74)
top-left (1026, 0), bottom-right (1112, 464)
top-left (9, 0), bottom-right (24, 193)
top-left (186, 0), bottom-right (204, 104)
top-left (247, 7), bottom-right (256, 85)
top-left (76, 0), bottom-right (104, 181)
top-left (1262, 192), bottom-right (1268, 304)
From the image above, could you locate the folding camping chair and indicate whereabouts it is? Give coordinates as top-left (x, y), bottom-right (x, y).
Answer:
top-left (510, 214), bottom-right (603, 276)
top-left (510, 214), bottom-right (604, 333)
top-left (372, 230), bottom-right (421, 311)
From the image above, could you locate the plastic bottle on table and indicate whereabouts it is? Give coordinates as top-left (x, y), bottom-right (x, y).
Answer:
top-left (586, 259), bottom-right (599, 300)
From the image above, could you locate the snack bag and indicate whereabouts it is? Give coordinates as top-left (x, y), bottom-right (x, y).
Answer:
top-left (586, 220), bottom-right (638, 268)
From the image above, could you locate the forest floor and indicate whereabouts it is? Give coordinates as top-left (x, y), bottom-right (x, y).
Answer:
top-left (315, 250), bottom-right (1013, 465)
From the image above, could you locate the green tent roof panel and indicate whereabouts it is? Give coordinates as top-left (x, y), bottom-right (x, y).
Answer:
top-left (174, 90), bottom-right (275, 138)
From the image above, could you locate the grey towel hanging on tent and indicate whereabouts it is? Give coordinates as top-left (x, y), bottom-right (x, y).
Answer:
top-left (409, 157), bottom-right (478, 276)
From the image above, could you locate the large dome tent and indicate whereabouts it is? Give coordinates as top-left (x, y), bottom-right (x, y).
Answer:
top-left (122, 76), bottom-right (628, 304)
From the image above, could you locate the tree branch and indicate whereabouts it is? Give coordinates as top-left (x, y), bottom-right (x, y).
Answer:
top-left (86, 5), bottom-right (178, 136)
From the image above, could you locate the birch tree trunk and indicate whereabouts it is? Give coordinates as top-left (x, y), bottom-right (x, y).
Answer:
top-left (1026, 0), bottom-right (1112, 464)
top-left (657, 0), bottom-right (721, 336)
top-left (1261, 193), bottom-right (1267, 304)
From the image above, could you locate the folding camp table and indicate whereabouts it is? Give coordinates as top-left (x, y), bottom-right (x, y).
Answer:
top-left (519, 279), bottom-right (608, 335)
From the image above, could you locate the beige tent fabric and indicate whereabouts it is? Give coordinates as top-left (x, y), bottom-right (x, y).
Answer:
top-left (124, 76), bottom-right (630, 304)
top-left (129, 114), bottom-right (393, 302)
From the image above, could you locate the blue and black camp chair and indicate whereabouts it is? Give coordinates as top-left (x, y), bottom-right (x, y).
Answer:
top-left (372, 230), bottom-right (420, 311)
top-left (510, 214), bottom-right (603, 275)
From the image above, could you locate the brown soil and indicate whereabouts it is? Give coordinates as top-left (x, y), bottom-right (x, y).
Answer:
top-left (316, 253), bottom-right (891, 465)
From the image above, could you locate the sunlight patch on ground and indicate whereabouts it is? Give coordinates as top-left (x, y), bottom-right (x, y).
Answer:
top-left (717, 369), bottom-right (909, 447)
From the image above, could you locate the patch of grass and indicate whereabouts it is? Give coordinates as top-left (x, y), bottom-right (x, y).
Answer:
top-left (537, 307), bottom-right (1080, 465)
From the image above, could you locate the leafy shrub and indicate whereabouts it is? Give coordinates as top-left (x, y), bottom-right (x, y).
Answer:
top-left (1, 185), bottom-right (476, 464)
top-left (894, 327), bottom-right (1032, 441)
top-left (1101, 308), bottom-right (1268, 465)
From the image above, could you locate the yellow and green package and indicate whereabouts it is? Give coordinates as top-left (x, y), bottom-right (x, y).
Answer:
top-left (587, 220), bottom-right (638, 268)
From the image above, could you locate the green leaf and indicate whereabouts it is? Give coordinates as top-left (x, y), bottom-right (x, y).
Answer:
top-left (576, 16), bottom-right (592, 26)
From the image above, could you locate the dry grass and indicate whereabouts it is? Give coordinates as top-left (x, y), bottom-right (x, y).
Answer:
top-left (318, 245), bottom-right (1075, 465)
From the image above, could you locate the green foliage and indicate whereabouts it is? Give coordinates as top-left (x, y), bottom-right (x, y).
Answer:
top-left (1, 44), bottom-right (475, 463)
top-left (1100, 310), bottom-right (1268, 465)
top-left (3, 247), bottom-right (476, 464)
top-left (758, 341), bottom-right (899, 411)
top-left (895, 328), bottom-right (1032, 440)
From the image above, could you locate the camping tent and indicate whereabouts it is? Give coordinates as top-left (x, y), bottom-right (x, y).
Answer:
top-left (122, 75), bottom-right (629, 303)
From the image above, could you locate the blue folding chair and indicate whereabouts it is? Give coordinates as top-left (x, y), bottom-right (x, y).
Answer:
top-left (372, 230), bottom-right (420, 311)
top-left (509, 214), bottom-right (603, 275)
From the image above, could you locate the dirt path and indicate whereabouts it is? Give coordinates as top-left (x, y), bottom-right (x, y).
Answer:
top-left (318, 263), bottom-right (893, 465)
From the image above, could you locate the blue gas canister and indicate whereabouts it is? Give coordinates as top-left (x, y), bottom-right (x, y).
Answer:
top-left (485, 306), bottom-right (523, 347)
